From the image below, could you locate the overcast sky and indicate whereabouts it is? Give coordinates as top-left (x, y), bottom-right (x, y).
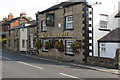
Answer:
top-left (0, 0), bottom-right (68, 21)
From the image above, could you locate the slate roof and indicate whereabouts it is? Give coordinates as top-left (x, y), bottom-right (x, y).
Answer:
top-left (38, 2), bottom-right (90, 14)
top-left (25, 20), bottom-right (37, 28)
top-left (2, 17), bottom-right (29, 26)
top-left (115, 11), bottom-right (120, 18)
top-left (98, 28), bottom-right (120, 42)
top-left (2, 17), bottom-right (20, 25)
top-left (8, 20), bottom-right (37, 31)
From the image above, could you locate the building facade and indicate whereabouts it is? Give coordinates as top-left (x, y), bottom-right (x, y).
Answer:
top-left (6, 21), bottom-right (37, 52)
top-left (87, 0), bottom-right (119, 56)
top-left (1, 12), bottom-right (28, 38)
top-left (36, 2), bottom-right (92, 62)
top-left (98, 28), bottom-right (120, 58)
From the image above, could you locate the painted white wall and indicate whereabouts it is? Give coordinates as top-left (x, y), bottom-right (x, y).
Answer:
top-left (99, 42), bottom-right (120, 58)
top-left (20, 28), bottom-right (28, 51)
top-left (87, 0), bottom-right (119, 56)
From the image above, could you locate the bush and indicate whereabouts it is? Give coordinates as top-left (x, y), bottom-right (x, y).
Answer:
top-left (2, 38), bottom-right (6, 45)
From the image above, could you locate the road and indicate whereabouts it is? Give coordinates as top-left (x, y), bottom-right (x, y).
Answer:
top-left (2, 49), bottom-right (119, 79)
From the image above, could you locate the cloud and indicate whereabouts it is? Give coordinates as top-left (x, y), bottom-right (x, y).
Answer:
top-left (0, 0), bottom-right (68, 20)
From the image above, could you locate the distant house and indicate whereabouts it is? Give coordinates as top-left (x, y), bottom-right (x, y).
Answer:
top-left (1, 12), bottom-right (29, 38)
top-left (6, 20), bottom-right (37, 52)
top-left (98, 28), bottom-right (120, 58)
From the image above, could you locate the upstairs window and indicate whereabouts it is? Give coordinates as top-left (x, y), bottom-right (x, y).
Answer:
top-left (46, 13), bottom-right (54, 26)
top-left (65, 16), bottom-right (73, 30)
top-left (100, 14), bottom-right (108, 29)
top-left (41, 20), bottom-right (47, 32)
top-left (100, 21), bottom-right (108, 29)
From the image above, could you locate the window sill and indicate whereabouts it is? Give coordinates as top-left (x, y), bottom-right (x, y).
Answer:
top-left (42, 50), bottom-right (48, 52)
top-left (64, 28), bottom-right (74, 30)
top-left (98, 28), bottom-right (111, 31)
top-left (65, 53), bottom-right (74, 56)
top-left (41, 31), bottom-right (47, 32)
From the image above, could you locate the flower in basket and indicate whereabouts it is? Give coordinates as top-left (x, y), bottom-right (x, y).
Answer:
top-left (71, 40), bottom-right (81, 53)
top-left (55, 40), bottom-right (64, 51)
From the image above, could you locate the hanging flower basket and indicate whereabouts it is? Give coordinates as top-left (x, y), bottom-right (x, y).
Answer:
top-left (71, 40), bottom-right (81, 53)
top-left (45, 40), bottom-right (52, 49)
top-left (55, 40), bottom-right (65, 52)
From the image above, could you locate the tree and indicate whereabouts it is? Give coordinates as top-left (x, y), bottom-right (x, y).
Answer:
top-left (26, 16), bottom-right (33, 21)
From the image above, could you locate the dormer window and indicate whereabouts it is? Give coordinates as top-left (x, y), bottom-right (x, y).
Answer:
top-left (46, 13), bottom-right (54, 26)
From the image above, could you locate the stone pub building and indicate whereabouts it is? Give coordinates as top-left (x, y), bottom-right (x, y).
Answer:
top-left (36, 1), bottom-right (93, 63)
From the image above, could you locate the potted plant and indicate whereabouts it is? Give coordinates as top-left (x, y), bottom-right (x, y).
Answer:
top-left (71, 40), bottom-right (81, 53)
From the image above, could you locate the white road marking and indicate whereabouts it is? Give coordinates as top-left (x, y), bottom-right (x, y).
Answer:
top-left (2, 57), bottom-right (12, 61)
top-left (59, 73), bottom-right (78, 78)
top-left (17, 61), bottom-right (43, 69)
top-left (21, 54), bottom-right (57, 62)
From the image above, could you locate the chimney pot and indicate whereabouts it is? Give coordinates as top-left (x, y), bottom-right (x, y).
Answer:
top-left (20, 12), bottom-right (26, 18)
top-left (8, 13), bottom-right (13, 20)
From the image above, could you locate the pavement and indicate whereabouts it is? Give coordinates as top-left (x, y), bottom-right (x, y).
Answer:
top-left (2, 49), bottom-right (119, 79)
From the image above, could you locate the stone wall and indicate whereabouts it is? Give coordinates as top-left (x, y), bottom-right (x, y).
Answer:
top-left (87, 49), bottom-right (120, 69)
top-left (87, 56), bottom-right (116, 69)
top-left (38, 48), bottom-right (84, 63)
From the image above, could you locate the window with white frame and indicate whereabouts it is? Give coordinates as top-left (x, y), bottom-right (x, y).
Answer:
top-left (100, 21), bottom-right (108, 29)
top-left (41, 20), bottom-right (47, 32)
top-left (101, 43), bottom-right (106, 52)
top-left (65, 40), bottom-right (74, 54)
top-left (65, 16), bottom-right (73, 29)
top-left (100, 14), bottom-right (108, 29)
top-left (42, 40), bottom-right (48, 52)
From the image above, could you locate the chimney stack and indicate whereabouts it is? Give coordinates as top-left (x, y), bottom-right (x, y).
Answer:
top-left (8, 13), bottom-right (13, 20)
top-left (20, 12), bottom-right (26, 18)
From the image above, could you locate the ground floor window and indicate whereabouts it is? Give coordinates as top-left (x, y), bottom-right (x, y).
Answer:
top-left (42, 39), bottom-right (48, 52)
top-left (8, 39), bottom-right (10, 47)
top-left (30, 35), bottom-right (33, 48)
top-left (22, 40), bottom-right (25, 48)
top-left (65, 40), bottom-right (74, 54)
top-left (14, 39), bottom-right (17, 48)
top-left (100, 43), bottom-right (106, 53)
